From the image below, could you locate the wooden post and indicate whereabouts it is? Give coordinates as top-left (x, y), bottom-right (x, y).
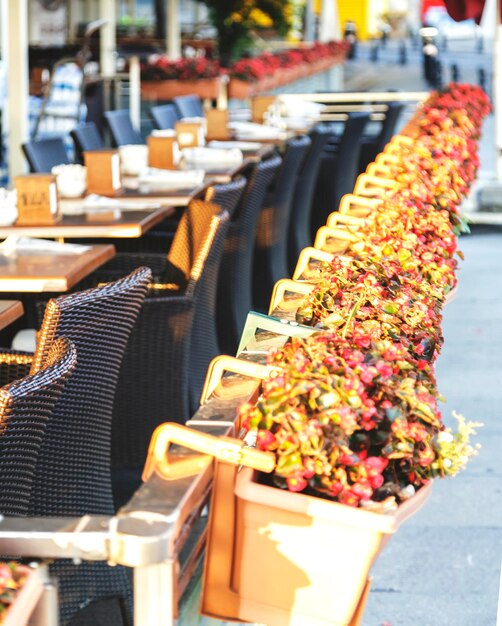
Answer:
top-left (99, 0), bottom-right (116, 79)
top-left (166, 0), bottom-right (181, 60)
top-left (1, 0), bottom-right (29, 180)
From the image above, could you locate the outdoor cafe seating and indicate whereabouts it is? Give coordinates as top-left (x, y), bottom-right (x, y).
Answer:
top-left (0, 78), bottom-right (456, 626)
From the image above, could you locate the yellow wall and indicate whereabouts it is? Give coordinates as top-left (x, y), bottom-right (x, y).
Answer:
top-left (337, 0), bottom-right (369, 39)
top-left (337, 0), bottom-right (390, 41)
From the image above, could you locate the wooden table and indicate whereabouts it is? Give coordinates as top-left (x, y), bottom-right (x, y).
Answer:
top-left (0, 244), bottom-right (115, 292)
top-left (0, 300), bottom-right (24, 329)
top-left (0, 207), bottom-right (175, 240)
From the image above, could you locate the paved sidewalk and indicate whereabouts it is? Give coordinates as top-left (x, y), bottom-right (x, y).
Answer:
top-left (342, 40), bottom-right (502, 626)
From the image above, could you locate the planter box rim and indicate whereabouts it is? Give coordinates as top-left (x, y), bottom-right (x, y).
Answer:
top-left (236, 466), bottom-right (432, 534)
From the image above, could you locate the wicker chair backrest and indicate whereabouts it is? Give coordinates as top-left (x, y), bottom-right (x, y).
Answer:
top-left (0, 337), bottom-right (76, 516)
top-left (104, 109), bottom-right (143, 146)
top-left (253, 135), bottom-right (312, 312)
top-left (216, 154), bottom-right (282, 355)
top-left (205, 175), bottom-right (247, 218)
top-left (288, 127), bottom-right (331, 273)
top-left (29, 266), bottom-right (151, 625)
top-left (167, 199), bottom-right (222, 285)
top-left (21, 137), bottom-right (70, 173)
top-left (111, 207), bottom-right (230, 470)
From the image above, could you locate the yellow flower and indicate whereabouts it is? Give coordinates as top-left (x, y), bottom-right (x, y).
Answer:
top-left (248, 7), bottom-right (273, 28)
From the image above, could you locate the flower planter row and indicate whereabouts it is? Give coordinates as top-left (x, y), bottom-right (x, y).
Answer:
top-left (146, 84), bottom-right (491, 626)
top-left (141, 56), bottom-right (345, 102)
top-left (140, 40), bottom-right (349, 101)
top-left (227, 56), bottom-right (345, 99)
top-left (242, 83), bottom-right (491, 500)
top-left (211, 84), bottom-right (490, 625)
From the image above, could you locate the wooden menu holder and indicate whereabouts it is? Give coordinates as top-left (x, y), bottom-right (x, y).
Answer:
top-left (15, 174), bottom-right (61, 225)
top-left (206, 109), bottom-right (230, 141)
top-left (147, 135), bottom-right (177, 170)
top-left (83, 150), bottom-right (122, 196)
top-left (175, 121), bottom-right (204, 149)
top-left (251, 96), bottom-right (276, 123)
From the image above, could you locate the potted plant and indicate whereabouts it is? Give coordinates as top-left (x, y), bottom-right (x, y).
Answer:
top-left (144, 83), bottom-right (489, 626)
top-left (227, 41), bottom-right (349, 99)
top-left (196, 0), bottom-right (293, 66)
top-left (140, 57), bottom-right (222, 101)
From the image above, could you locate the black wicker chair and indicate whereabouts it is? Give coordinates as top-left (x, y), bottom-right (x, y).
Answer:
top-left (287, 126), bottom-right (331, 275)
top-left (0, 337), bottom-right (76, 516)
top-left (14, 267), bottom-right (151, 626)
top-left (104, 110), bottom-right (143, 146)
top-left (90, 201), bottom-right (231, 501)
top-left (252, 135), bottom-right (311, 313)
top-left (70, 121), bottom-right (105, 163)
top-left (358, 102), bottom-right (405, 173)
top-left (172, 94), bottom-right (204, 118)
top-left (216, 155), bottom-right (282, 356)
top-left (149, 103), bottom-right (179, 130)
top-left (310, 112), bottom-right (371, 237)
top-left (118, 176), bottom-right (245, 255)
top-left (21, 137), bottom-right (71, 173)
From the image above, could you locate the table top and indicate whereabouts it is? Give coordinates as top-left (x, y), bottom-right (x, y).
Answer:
top-left (0, 207), bottom-right (175, 240)
top-left (0, 300), bottom-right (24, 330)
top-left (0, 244), bottom-right (115, 292)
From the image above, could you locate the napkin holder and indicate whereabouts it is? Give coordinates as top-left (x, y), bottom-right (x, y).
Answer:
top-left (147, 135), bottom-right (177, 170)
top-left (83, 150), bottom-right (122, 196)
top-left (206, 109), bottom-right (230, 141)
top-left (15, 174), bottom-right (61, 225)
top-left (175, 121), bottom-right (205, 149)
top-left (251, 96), bottom-right (276, 123)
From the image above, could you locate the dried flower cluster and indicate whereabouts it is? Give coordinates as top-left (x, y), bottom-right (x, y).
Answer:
top-left (239, 84), bottom-right (489, 510)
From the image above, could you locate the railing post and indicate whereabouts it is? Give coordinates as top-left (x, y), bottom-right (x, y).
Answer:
top-left (134, 560), bottom-right (177, 626)
top-left (30, 563), bottom-right (59, 626)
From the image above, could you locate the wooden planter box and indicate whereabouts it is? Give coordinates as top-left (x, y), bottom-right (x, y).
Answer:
top-left (202, 465), bottom-right (432, 626)
top-left (141, 77), bottom-right (222, 101)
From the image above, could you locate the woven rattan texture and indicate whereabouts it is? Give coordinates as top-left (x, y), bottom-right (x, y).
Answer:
top-left (216, 155), bottom-right (282, 355)
top-left (29, 267), bottom-right (151, 625)
top-left (311, 112), bottom-right (370, 237)
top-left (288, 127), bottom-right (331, 274)
top-left (205, 176), bottom-right (247, 217)
top-left (0, 337), bottom-right (76, 516)
top-left (110, 203), bottom-right (231, 473)
top-left (0, 351), bottom-right (34, 387)
top-left (252, 135), bottom-right (312, 312)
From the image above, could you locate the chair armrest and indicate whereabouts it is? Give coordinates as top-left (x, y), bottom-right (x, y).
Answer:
top-left (0, 350), bottom-right (34, 386)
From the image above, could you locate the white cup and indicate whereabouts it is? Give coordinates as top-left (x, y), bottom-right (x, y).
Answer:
top-left (51, 164), bottom-right (87, 198)
top-left (118, 144), bottom-right (149, 176)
